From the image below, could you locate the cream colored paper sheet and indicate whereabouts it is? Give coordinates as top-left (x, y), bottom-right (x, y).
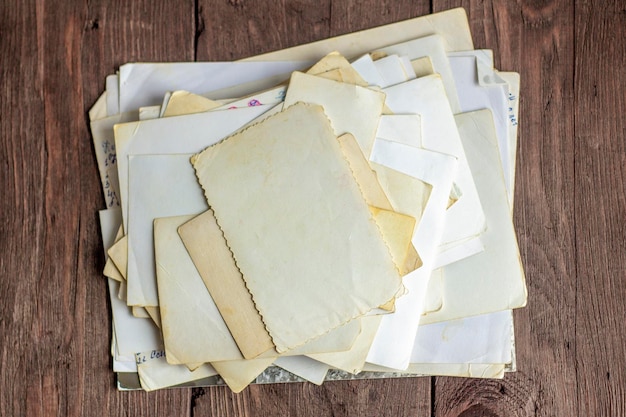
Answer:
top-left (178, 209), bottom-right (363, 360)
top-left (132, 307), bottom-right (150, 318)
top-left (211, 358), bottom-right (276, 393)
top-left (136, 349), bottom-right (217, 392)
top-left (337, 133), bottom-right (423, 273)
top-left (161, 91), bottom-right (221, 117)
top-left (411, 56), bottom-right (435, 77)
top-left (103, 259), bottom-right (123, 282)
top-left (273, 356), bottom-right (330, 386)
top-left (192, 103), bottom-right (403, 353)
top-left (154, 215), bottom-right (244, 364)
top-left (155, 214), bottom-right (353, 382)
top-left (107, 235), bottom-right (128, 280)
top-left (283, 72), bottom-right (386, 158)
top-left (103, 226), bottom-right (124, 282)
top-left (89, 92), bottom-right (107, 121)
top-left (307, 315), bottom-right (382, 374)
top-left (177, 209), bottom-right (274, 359)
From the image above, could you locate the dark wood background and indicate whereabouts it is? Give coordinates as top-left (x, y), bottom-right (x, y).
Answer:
top-left (1, 0), bottom-right (625, 415)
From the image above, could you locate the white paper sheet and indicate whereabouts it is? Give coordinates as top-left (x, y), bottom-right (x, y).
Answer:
top-left (411, 310), bottom-right (513, 364)
top-left (118, 62), bottom-right (309, 113)
top-left (448, 53), bottom-right (512, 201)
top-left (111, 332), bottom-right (138, 372)
top-left (374, 35), bottom-right (461, 113)
top-left (350, 54), bottom-right (387, 87)
top-left (99, 209), bottom-right (163, 360)
top-left (383, 74), bottom-right (485, 259)
top-left (273, 357), bottom-right (330, 386)
top-left (136, 349), bottom-right (217, 392)
top-left (366, 143), bottom-right (458, 369)
top-left (126, 154), bottom-right (208, 306)
top-left (106, 74), bottom-right (119, 116)
top-left (421, 110), bottom-right (527, 325)
top-left (373, 55), bottom-right (410, 87)
top-left (91, 112), bottom-right (138, 207)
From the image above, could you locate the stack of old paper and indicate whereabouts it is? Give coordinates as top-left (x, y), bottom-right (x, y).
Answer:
top-left (92, 7), bottom-right (526, 393)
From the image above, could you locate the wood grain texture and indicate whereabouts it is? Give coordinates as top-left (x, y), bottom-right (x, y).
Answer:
top-left (196, 0), bottom-right (334, 61)
top-left (574, 1), bottom-right (626, 415)
top-left (79, 1), bottom-right (195, 416)
top-left (1, 0), bottom-right (194, 416)
top-left (194, 378), bottom-right (429, 417)
top-left (2, 0), bottom-right (626, 416)
top-left (328, 0), bottom-right (431, 37)
top-left (1, 0), bottom-right (47, 415)
top-left (432, 1), bottom-right (578, 416)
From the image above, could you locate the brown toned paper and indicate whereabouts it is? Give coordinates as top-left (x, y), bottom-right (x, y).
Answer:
top-left (177, 209), bottom-right (274, 359)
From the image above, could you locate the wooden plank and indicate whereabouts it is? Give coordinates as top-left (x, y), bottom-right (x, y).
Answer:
top-left (0, 0), bottom-right (48, 416)
top-left (574, 1), bottom-right (626, 415)
top-left (193, 378), bottom-right (430, 416)
top-left (328, 0), bottom-right (432, 37)
top-left (79, 1), bottom-right (195, 415)
top-left (431, 1), bottom-right (578, 416)
top-left (0, 0), bottom-right (194, 416)
top-left (196, 0), bottom-right (333, 61)
top-left (81, 0), bottom-right (195, 109)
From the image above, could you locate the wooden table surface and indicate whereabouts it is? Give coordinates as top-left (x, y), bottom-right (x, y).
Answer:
top-left (2, 0), bottom-right (625, 415)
